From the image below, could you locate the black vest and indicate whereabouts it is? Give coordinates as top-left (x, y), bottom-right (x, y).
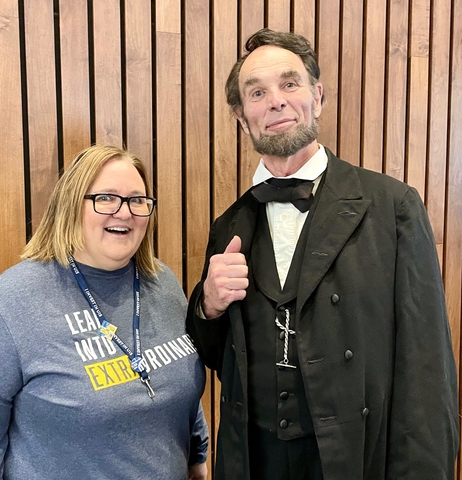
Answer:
top-left (243, 192), bottom-right (320, 440)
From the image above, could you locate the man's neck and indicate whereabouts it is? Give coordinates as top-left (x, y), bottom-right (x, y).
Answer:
top-left (262, 141), bottom-right (320, 177)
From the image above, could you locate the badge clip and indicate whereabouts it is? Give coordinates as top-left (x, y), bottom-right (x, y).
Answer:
top-left (98, 320), bottom-right (117, 340)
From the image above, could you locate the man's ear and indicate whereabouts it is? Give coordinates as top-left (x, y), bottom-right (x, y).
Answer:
top-left (234, 106), bottom-right (250, 135)
top-left (313, 82), bottom-right (323, 119)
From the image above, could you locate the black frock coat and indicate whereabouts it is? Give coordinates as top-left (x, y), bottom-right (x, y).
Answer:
top-left (186, 149), bottom-right (459, 480)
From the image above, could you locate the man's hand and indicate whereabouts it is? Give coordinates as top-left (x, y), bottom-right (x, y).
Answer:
top-left (202, 235), bottom-right (249, 318)
top-left (188, 462), bottom-right (207, 480)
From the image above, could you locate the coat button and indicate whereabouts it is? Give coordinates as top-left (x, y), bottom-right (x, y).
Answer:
top-left (279, 419), bottom-right (288, 429)
top-left (279, 331), bottom-right (285, 340)
top-left (362, 407), bottom-right (369, 417)
top-left (279, 391), bottom-right (289, 400)
top-left (344, 350), bottom-right (354, 360)
top-left (331, 294), bottom-right (340, 304)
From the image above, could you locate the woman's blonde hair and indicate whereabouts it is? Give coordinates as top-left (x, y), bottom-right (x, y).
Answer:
top-left (22, 144), bottom-right (161, 277)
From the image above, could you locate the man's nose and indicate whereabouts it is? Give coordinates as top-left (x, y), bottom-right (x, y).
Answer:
top-left (267, 89), bottom-right (287, 111)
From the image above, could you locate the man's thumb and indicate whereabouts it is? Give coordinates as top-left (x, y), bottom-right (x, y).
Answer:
top-left (224, 235), bottom-right (242, 254)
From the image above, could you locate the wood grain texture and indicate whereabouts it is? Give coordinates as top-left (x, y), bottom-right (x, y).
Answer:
top-left (153, 0), bottom-right (182, 284)
top-left (0, 1), bottom-right (26, 272)
top-left (239, 0), bottom-right (264, 195)
top-left (405, 0), bottom-right (430, 198)
top-left (156, 0), bottom-right (180, 34)
top-left (293, 0), bottom-right (315, 49)
top-left (267, 0), bottom-right (290, 32)
top-left (93, 0), bottom-right (122, 146)
top-left (362, 0), bottom-right (386, 173)
top-left (1, 2), bottom-right (461, 478)
top-left (426, 0), bottom-right (450, 245)
top-left (317, 0), bottom-right (340, 153)
top-left (212, 0), bottom-right (238, 218)
top-left (24, 0), bottom-right (58, 231)
top-left (446, 0), bottom-right (462, 473)
top-left (59, 0), bottom-right (91, 169)
top-left (406, 55), bottom-right (428, 199)
top-left (445, 0), bottom-right (462, 386)
top-left (241, 0), bottom-right (264, 43)
top-left (155, 31), bottom-right (183, 281)
top-left (125, 0), bottom-right (153, 181)
top-left (184, 0), bottom-right (211, 296)
top-left (338, 0), bottom-right (363, 165)
top-left (384, 0), bottom-right (409, 181)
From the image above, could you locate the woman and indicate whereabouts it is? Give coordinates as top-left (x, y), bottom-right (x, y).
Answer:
top-left (0, 145), bottom-right (208, 479)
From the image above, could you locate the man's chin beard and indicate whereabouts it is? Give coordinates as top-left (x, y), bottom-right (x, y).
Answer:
top-left (250, 121), bottom-right (319, 158)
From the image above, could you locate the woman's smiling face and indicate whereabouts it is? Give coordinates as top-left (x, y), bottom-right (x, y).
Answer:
top-left (73, 156), bottom-right (149, 270)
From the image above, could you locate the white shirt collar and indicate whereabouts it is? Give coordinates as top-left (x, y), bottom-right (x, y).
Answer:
top-left (252, 144), bottom-right (328, 186)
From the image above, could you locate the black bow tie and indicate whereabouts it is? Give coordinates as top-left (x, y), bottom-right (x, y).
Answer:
top-left (251, 178), bottom-right (314, 212)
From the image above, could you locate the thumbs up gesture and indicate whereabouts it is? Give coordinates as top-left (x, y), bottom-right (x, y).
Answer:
top-left (202, 236), bottom-right (249, 319)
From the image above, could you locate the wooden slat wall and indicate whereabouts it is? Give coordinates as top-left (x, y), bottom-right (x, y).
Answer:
top-left (0, 0), bottom-right (25, 272)
top-left (1, 1), bottom-right (461, 478)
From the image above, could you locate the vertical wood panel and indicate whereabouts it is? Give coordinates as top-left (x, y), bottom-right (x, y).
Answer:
top-left (125, 0), bottom-right (153, 181)
top-left (384, 0), bottom-right (409, 181)
top-left (241, 0), bottom-right (265, 42)
top-left (362, 0), bottom-right (386, 173)
top-left (317, 0), bottom-right (340, 153)
top-left (59, 0), bottom-right (91, 169)
top-left (155, 1), bottom-right (183, 281)
top-left (24, 0), bottom-right (58, 230)
top-left (406, 0), bottom-right (430, 198)
top-left (406, 56), bottom-right (428, 197)
top-left (338, 0), bottom-right (363, 165)
top-left (446, 0), bottom-right (462, 407)
top-left (156, 0), bottom-right (180, 33)
top-left (184, 4), bottom-right (212, 474)
top-left (212, 0), bottom-right (238, 218)
top-left (426, 0), bottom-right (450, 246)
top-left (184, 0), bottom-right (210, 296)
top-left (0, 1), bottom-right (26, 272)
top-left (293, 0), bottom-right (315, 49)
top-left (155, 34), bottom-right (183, 280)
top-left (1, 2), bottom-right (462, 479)
top-left (267, 0), bottom-right (290, 31)
top-left (93, 0), bottom-right (122, 146)
top-left (211, 2), bottom-right (238, 473)
top-left (239, 0), bottom-right (264, 195)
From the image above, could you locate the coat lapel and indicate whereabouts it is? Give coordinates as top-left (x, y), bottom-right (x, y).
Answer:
top-left (296, 151), bottom-right (371, 312)
top-left (226, 190), bottom-right (260, 258)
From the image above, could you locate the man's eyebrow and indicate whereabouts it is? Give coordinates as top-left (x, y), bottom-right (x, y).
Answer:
top-left (242, 76), bottom-right (260, 91)
top-left (280, 70), bottom-right (303, 81)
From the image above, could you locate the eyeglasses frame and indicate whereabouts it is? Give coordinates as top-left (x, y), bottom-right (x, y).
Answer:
top-left (84, 193), bottom-right (156, 217)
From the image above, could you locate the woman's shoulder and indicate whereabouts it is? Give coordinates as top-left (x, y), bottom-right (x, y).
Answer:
top-left (143, 260), bottom-right (186, 297)
top-left (0, 259), bottom-right (64, 291)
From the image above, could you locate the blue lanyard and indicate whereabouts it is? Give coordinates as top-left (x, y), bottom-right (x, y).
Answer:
top-left (68, 256), bottom-right (155, 398)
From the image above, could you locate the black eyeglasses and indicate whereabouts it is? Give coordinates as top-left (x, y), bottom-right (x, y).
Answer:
top-left (84, 193), bottom-right (156, 217)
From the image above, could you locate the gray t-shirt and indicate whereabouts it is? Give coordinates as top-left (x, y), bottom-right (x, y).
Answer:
top-left (0, 259), bottom-right (207, 479)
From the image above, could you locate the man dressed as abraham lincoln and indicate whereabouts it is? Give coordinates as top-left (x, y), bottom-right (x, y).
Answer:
top-left (187, 28), bottom-right (459, 480)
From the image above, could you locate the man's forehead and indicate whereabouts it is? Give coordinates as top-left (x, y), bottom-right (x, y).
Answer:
top-left (239, 45), bottom-right (307, 86)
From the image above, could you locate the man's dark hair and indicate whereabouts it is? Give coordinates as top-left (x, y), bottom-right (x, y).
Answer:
top-left (225, 28), bottom-right (324, 110)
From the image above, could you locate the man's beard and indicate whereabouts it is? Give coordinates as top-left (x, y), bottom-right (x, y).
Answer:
top-left (249, 117), bottom-right (319, 158)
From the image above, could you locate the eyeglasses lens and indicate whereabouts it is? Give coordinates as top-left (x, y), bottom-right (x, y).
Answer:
top-left (93, 194), bottom-right (153, 216)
